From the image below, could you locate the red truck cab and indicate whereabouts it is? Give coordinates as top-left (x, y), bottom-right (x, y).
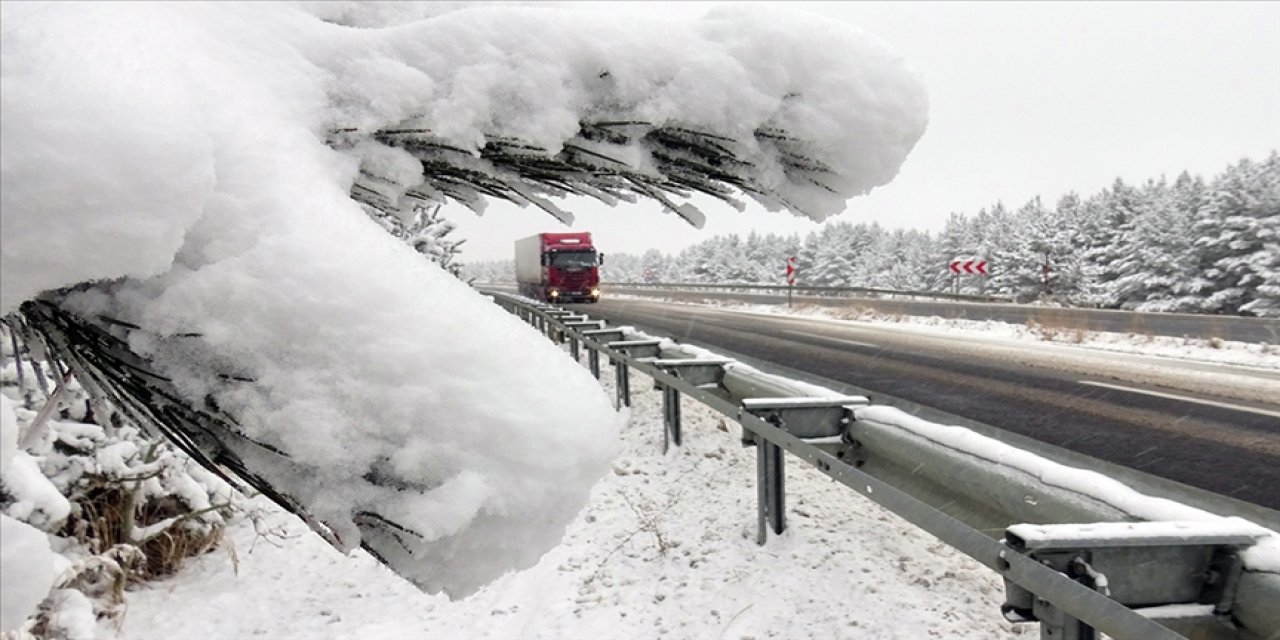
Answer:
top-left (515, 232), bottom-right (603, 303)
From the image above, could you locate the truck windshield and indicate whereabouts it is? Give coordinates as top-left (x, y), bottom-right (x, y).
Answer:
top-left (548, 251), bottom-right (598, 269)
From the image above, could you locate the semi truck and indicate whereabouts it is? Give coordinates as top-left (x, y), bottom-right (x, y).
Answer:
top-left (515, 232), bottom-right (603, 303)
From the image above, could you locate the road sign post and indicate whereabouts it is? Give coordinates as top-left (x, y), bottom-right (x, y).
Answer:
top-left (949, 257), bottom-right (989, 294)
top-left (786, 256), bottom-right (797, 307)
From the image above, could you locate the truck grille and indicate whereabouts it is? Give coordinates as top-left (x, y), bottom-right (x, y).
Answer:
top-left (559, 272), bottom-right (590, 291)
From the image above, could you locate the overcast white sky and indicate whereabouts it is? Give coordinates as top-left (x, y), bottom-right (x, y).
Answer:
top-left (451, 1), bottom-right (1280, 262)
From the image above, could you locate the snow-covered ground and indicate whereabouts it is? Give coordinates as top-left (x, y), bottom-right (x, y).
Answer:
top-left (113, 351), bottom-right (1025, 640)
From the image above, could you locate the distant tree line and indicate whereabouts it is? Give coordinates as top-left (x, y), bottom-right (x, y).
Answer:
top-left (464, 153), bottom-right (1279, 316)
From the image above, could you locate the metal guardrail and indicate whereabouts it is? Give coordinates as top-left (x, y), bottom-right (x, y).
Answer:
top-left (607, 281), bottom-right (1012, 303)
top-left (488, 291), bottom-right (1280, 640)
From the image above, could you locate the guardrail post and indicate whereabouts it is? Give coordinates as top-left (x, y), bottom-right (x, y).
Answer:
top-left (581, 329), bottom-right (624, 380)
top-left (561, 320), bottom-right (604, 364)
top-left (614, 360), bottom-right (630, 409)
top-left (608, 340), bottom-right (663, 409)
top-left (740, 398), bottom-right (867, 440)
top-left (758, 439), bottom-right (785, 542)
top-left (740, 398), bottom-right (868, 545)
top-left (1033, 600), bottom-right (1092, 640)
top-left (663, 384), bottom-right (681, 452)
top-left (650, 359), bottom-right (731, 454)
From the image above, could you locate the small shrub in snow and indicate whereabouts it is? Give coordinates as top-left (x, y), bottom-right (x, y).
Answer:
top-left (1, 323), bottom-right (237, 636)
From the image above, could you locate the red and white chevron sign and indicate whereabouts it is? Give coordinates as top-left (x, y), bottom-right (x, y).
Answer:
top-left (786, 256), bottom-right (797, 285)
top-left (949, 259), bottom-right (989, 275)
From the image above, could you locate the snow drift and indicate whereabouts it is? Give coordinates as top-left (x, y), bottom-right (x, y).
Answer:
top-left (0, 2), bottom-right (928, 597)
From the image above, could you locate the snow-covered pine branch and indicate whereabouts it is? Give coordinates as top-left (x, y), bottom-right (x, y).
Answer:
top-left (0, 2), bottom-right (928, 603)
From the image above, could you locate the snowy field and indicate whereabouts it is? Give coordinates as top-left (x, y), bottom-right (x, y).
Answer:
top-left (113, 350), bottom-right (1024, 640)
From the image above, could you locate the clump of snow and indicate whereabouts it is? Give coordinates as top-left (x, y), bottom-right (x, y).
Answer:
top-left (0, 3), bottom-right (217, 312)
top-left (2, 450), bottom-right (72, 529)
top-left (0, 514), bottom-right (56, 633)
top-left (41, 589), bottom-right (97, 640)
top-left (0, 1), bottom-right (927, 597)
top-left (0, 395), bottom-right (17, 475)
top-left (1243, 535), bottom-right (1280, 572)
top-left (2, 394), bottom-right (72, 530)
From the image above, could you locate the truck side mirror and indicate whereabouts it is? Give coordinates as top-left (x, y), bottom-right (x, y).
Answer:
top-left (599, 253), bottom-right (605, 265)
top-left (541, 254), bottom-right (549, 266)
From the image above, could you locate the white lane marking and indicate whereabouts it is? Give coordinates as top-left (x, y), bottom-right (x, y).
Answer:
top-left (1078, 380), bottom-right (1280, 419)
top-left (780, 330), bottom-right (877, 349)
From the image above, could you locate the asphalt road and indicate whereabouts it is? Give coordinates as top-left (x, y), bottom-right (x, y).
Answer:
top-left (606, 285), bottom-right (1280, 343)
top-left (567, 296), bottom-right (1280, 511)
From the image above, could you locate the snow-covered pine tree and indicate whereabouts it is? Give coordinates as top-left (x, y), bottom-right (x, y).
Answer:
top-left (838, 223), bottom-right (885, 288)
top-left (599, 252), bottom-right (644, 282)
top-left (988, 197), bottom-right (1065, 302)
top-left (1109, 175), bottom-right (1207, 312)
top-left (927, 213), bottom-right (971, 292)
top-left (1161, 171), bottom-right (1216, 311)
top-left (714, 235), bottom-right (760, 284)
top-left (743, 232), bottom-right (778, 284)
top-left (1080, 179), bottom-right (1143, 307)
top-left (859, 226), bottom-right (899, 289)
top-left (806, 223), bottom-right (857, 287)
top-left (964, 203), bottom-right (1013, 295)
top-left (879, 229), bottom-right (933, 291)
top-left (1195, 154), bottom-right (1280, 314)
top-left (638, 249), bottom-right (668, 283)
top-left (1240, 152), bottom-right (1280, 317)
top-left (1043, 192), bottom-right (1092, 304)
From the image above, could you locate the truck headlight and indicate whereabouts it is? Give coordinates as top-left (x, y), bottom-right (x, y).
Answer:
top-left (590, 288), bottom-right (600, 298)
top-left (549, 290), bottom-right (560, 298)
